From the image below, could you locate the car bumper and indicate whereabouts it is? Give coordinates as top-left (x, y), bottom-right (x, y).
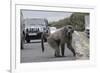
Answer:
top-left (25, 32), bottom-right (42, 39)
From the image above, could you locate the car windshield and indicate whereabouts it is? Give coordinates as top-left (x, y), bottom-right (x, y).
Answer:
top-left (25, 19), bottom-right (46, 27)
top-left (29, 23), bottom-right (45, 26)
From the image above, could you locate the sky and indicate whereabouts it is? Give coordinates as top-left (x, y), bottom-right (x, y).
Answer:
top-left (21, 10), bottom-right (72, 22)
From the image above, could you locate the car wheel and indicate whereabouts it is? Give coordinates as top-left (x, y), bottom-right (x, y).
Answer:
top-left (21, 44), bottom-right (24, 50)
top-left (26, 39), bottom-right (30, 43)
top-left (21, 40), bottom-right (24, 50)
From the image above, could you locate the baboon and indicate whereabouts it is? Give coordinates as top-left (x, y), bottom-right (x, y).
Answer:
top-left (41, 25), bottom-right (76, 57)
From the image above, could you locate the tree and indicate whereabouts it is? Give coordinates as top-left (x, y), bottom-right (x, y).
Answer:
top-left (70, 13), bottom-right (89, 31)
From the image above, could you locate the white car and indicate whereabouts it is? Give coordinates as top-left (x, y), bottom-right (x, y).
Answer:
top-left (24, 18), bottom-right (49, 43)
top-left (50, 27), bottom-right (57, 34)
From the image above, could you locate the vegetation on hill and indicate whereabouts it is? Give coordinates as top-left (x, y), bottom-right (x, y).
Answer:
top-left (48, 13), bottom-right (89, 31)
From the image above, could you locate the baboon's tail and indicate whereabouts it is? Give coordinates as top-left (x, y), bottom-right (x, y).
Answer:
top-left (41, 31), bottom-right (50, 52)
top-left (41, 33), bottom-right (45, 52)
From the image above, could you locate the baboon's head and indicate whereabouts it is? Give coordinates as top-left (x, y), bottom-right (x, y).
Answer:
top-left (64, 25), bottom-right (74, 37)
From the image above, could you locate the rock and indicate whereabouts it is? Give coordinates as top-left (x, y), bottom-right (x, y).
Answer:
top-left (72, 31), bottom-right (89, 59)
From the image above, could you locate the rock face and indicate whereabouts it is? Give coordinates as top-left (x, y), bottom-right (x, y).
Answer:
top-left (72, 31), bottom-right (89, 59)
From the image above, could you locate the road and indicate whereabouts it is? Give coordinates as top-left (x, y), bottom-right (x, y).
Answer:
top-left (21, 31), bottom-right (89, 63)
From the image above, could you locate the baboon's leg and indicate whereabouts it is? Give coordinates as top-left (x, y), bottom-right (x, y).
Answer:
top-left (67, 43), bottom-right (76, 56)
top-left (61, 44), bottom-right (65, 56)
top-left (48, 38), bottom-right (60, 57)
top-left (55, 47), bottom-right (60, 57)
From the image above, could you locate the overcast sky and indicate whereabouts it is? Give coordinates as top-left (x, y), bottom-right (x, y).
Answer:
top-left (21, 10), bottom-right (72, 22)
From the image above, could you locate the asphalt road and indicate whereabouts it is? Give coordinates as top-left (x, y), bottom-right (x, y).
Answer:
top-left (21, 31), bottom-right (89, 63)
top-left (21, 40), bottom-right (76, 63)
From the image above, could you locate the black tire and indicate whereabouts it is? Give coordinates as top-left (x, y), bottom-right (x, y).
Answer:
top-left (26, 39), bottom-right (30, 43)
top-left (21, 40), bottom-right (24, 50)
top-left (25, 34), bottom-right (30, 43)
top-left (21, 44), bottom-right (24, 50)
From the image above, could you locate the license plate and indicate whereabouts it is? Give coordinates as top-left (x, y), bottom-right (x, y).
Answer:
top-left (29, 33), bottom-right (37, 35)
